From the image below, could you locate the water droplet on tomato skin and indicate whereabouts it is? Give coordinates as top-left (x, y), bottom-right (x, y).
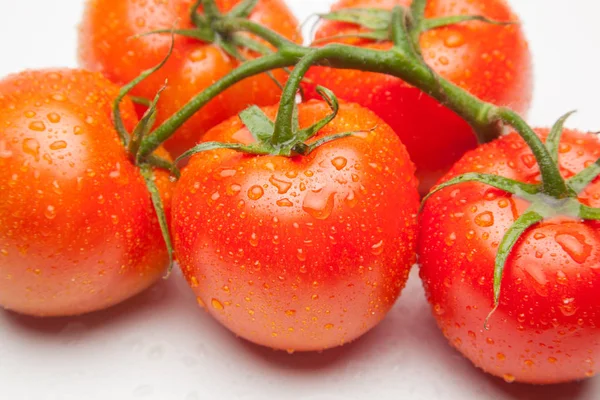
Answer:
top-left (211, 298), bottom-right (224, 311)
top-left (248, 185), bottom-right (264, 200)
top-left (302, 189), bottom-right (335, 220)
top-left (22, 138), bottom-right (40, 160)
top-left (444, 32), bottom-right (465, 48)
top-left (44, 205), bottom-right (57, 220)
top-left (503, 373), bottom-right (516, 383)
top-left (559, 297), bottom-right (578, 317)
top-left (371, 240), bottom-right (384, 256)
top-left (555, 232), bottom-right (592, 264)
top-left (331, 156), bottom-right (347, 170)
top-left (29, 121), bottom-right (46, 132)
top-left (475, 211), bottom-right (494, 227)
top-left (269, 175), bottom-right (292, 194)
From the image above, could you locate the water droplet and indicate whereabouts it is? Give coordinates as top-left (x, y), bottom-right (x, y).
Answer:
top-left (49, 140), bottom-right (67, 151)
top-left (444, 32), bottom-right (464, 48)
top-left (276, 198), bottom-right (293, 207)
top-left (324, 323), bottom-right (334, 330)
top-left (497, 353), bottom-right (506, 361)
top-left (439, 56), bottom-right (449, 65)
top-left (556, 270), bottom-right (568, 285)
top-left (524, 359), bottom-right (534, 367)
top-left (498, 198), bottom-right (509, 208)
top-left (296, 248), bottom-right (306, 261)
top-left (110, 215), bottom-right (119, 225)
top-left (548, 357), bottom-right (557, 364)
top-left (559, 297), bottom-right (577, 317)
top-left (468, 331), bottom-right (476, 339)
top-left (29, 121), bottom-right (46, 132)
top-left (190, 276), bottom-right (199, 288)
top-left (556, 232), bottom-right (592, 264)
top-left (24, 111), bottom-right (36, 118)
top-left (249, 232), bottom-right (258, 247)
top-left (445, 232), bottom-right (456, 246)
top-left (196, 297), bottom-right (205, 308)
top-left (47, 112), bottom-right (61, 123)
top-left (371, 240), bottom-right (384, 256)
top-left (0, 249), bottom-right (8, 257)
top-left (211, 298), bottom-right (224, 311)
top-left (503, 374), bottom-right (516, 383)
top-left (302, 189), bottom-right (335, 220)
top-left (44, 205), bottom-right (57, 220)
top-left (486, 337), bottom-right (494, 345)
top-left (331, 156), bottom-right (347, 170)
top-left (22, 138), bottom-right (40, 160)
top-left (475, 211), bottom-right (494, 227)
top-left (433, 303), bottom-right (444, 315)
top-left (269, 175), bottom-right (292, 194)
top-left (285, 309), bottom-right (296, 317)
top-left (248, 185), bottom-right (264, 200)
top-left (73, 126), bottom-right (83, 135)
top-left (585, 370), bottom-right (595, 378)
top-left (525, 264), bottom-right (547, 286)
top-left (521, 154), bottom-right (536, 168)
top-left (477, 276), bottom-right (486, 285)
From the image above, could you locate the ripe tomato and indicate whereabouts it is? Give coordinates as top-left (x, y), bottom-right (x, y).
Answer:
top-left (304, 0), bottom-right (532, 194)
top-left (0, 69), bottom-right (174, 317)
top-left (419, 129), bottom-right (600, 384)
top-left (79, 0), bottom-right (301, 158)
top-left (172, 100), bottom-right (419, 351)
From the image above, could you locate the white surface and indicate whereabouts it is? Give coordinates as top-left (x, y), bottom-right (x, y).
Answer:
top-left (1, 1), bottom-right (600, 399)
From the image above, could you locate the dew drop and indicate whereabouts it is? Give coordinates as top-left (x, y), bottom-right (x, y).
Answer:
top-left (269, 175), bottom-right (292, 194)
top-left (503, 374), bottom-right (516, 383)
top-left (324, 323), bottom-right (334, 330)
top-left (248, 185), bottom-right (264, 200)
top-left (559, 297), bottom-right (578, 317)
top-left (211, 298), bottom-right (224, 311)
top-left (285, 309), bottom-right (296, 317)
top-left (371, 240), bottom-right (384, 256)
top-left (497, 353), bottom-right (506, 361)
top-left (331, 156), bottom-right (347, 170)
top-left (276, 198), bottom-right (293, 207)
top-left (47, 112), bottom-right (61, 123)
top-left (249, 232), bottom-right (258, 247)
top-left (475, 211), bottom-right (494, 227)
top-left (49, 140), bottom-right (67, 151)
top-left (555, 232), bottom-right (592, 264)
top-left (196, 297), bottom-right (206, 308)
top-left (444, 32), bottom-right (464, 48)
top-left (29, 121), bottom-right (46, 132)
top-left (22, 138), bottom-right (40, 159)
top-left (556, 270), bottom-right (568, 285)
top-left (548, 356), bottom-right (557, 364)
top-left (44, 205), bottom-right (57, 220)
top-left (302, 189), bottom-right (335, 220)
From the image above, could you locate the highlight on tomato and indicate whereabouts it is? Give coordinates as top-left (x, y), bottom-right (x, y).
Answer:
top-left (304, 0), bottom-right (533, 194)
top-left (0, 69), bottom-right (174, 317)
top-left (419, 114), bottom-right (600, 384)
top-left (78, 0), bottom-right (301, 158)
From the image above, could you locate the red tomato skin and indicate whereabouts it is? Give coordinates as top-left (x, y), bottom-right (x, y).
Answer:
top-left (78, 0), bottom-right (301, 158)
top-left (0, 69), bottom-right (174, 317)
top-left (172, 101), bottom-right (419, 351)
top-left (419, 129), bottom-right (600, 384)
top-left (304, 0), bottom-right (533, 194)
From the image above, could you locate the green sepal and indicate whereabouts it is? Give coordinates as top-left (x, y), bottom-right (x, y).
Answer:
top-left (569, 159), bottom-right (600, 193)
top-left (131, 84), bottom-right (166, 162)
top-left (130, 96), bottom-right (152, 108)
top-left (227, 0), bottom-right (259, 18)
top-left (297, 86), bottom-right (339, 142)
top-left (293, 131), bottom-right (363, 156)
top-left (239, 105), bottom-right (275, 142)
top-left (545, 110), bottom-right (576, 163)
top-left (175, 141), bottom-right (272, 166)
top-left (146, 154), bottom-right (180, 179)
top-left (140, 164), bottom-right (174, 278)
top-left (579, 205), bottom-right (600, 220)
top-left (113, 31), bottom-right (175, 146)
top-left (422, 15), bottom-right (516, 32)
top-left (409, 0), bottom-right (427, 24)
top-left (484, 208), bottom-right (544, 328)
top-left (421, 172), bottom-right (540, 211)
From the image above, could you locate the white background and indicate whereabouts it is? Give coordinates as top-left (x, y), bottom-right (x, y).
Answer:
top-left (1, 1), bottom-right (600, 399)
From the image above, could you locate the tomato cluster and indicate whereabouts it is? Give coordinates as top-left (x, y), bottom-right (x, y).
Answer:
top-left (0, 0), bottom-right (597, 387)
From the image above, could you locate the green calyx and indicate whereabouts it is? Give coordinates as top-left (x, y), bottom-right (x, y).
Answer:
top-left (175, 85), bottom-right (363, 166)
top-left (422, 112), bottom-right (600, 328)
top-left (314, 1), bottom-right (515, 46)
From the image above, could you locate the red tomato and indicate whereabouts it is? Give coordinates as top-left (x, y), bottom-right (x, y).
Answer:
top-left (79, 0), bottom-right (301, 158)
top-left (0, 69), bottom-right (174, 317)
top-left (172, 100), bottom-right (419, 351)
top-left (419, 129), bottom-right (600, 384)
top-left (304, 0), bottom-right (533, 194)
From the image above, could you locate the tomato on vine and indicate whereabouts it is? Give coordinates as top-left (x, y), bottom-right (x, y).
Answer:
top-left (304, 0), bottom-right (533, 193)
top-left (79, 0), bottom-right (301, 158)
top-left (0, 69), bottom-right (175, 317)
top-left (419, 114), bottom-right (600, 383)
top-left (171, 49), bottom-right (420, 350)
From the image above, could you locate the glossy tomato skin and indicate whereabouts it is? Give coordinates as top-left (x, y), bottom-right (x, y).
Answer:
top-left (79, 0), bottom-right (301, 158)
top-left (419, 129), bottom-right (600, 384)
top-left (0, 69), bottom-right (174, 317)
top-left (173, 101), bottom-right (419, 351)
top-left (304, 0), bottom-right (532, 194)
